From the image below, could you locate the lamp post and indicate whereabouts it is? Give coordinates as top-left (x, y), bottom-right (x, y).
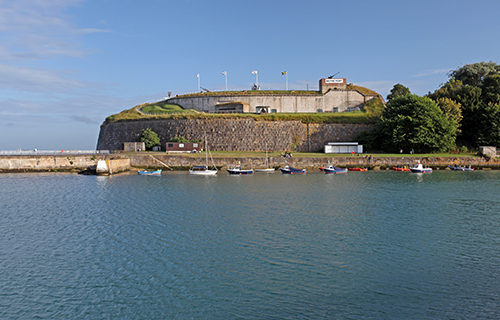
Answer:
top-left (252, 70), bottom-right (258, 89)
top-left (221, 71), bottom-right (227, 91)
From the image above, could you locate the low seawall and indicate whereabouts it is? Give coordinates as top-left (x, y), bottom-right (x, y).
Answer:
top-left (129, 154), bottom-right (500, 170)
top-left (0, 155), bottom-right (130, 173)
top-left (2, 154), bottom-right (498, 173)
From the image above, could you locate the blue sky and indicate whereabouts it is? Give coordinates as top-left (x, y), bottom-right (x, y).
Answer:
top-left (1, 0), bottom-right (499, 150)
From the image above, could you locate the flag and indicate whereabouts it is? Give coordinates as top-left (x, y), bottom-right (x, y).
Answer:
top-left (195, 74), bottom-right (199, 78)
top-left (221, 71), bottom-right (227, 75)
top-left (252, 70), bottom-right (257, 74)
top-left (281, 71), bottom-right (287, 75)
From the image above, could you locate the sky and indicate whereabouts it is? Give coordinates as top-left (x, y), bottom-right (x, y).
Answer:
top-left (1, 0), bottom-right (499, 150)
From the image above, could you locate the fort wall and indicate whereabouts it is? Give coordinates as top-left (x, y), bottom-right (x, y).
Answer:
top-left (96, 119), bottom-right (374, 152)
top-left (166, 90), bottom-right (378, 113)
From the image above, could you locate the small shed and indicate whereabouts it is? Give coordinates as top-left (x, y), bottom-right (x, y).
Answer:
top-left (165, 142), bottom-right (202, 153)
top-left (124, 142), bottom-right (146, 152)
top-left (324, 142), bottom-right (363, 154)
top-left (479, 146), bottom-right (497, 158)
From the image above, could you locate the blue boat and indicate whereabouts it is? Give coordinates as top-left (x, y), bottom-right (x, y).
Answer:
top-left (321, 165), bottom-right (348, 174)
top-left (448, 165), bottom-right (474, 171)
top-left (280, 165), bottom-right (306, 174)
top-left (138, 169), bottom-right (162, 175)
top-left (227, 162), bottom-right (254, 175)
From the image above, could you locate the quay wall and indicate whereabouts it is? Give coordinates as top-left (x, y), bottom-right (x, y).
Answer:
top-left (1, 154), bottom-right (498, 172)
top-left (130, 155), bottom-right (499, 170)
top-left (0, 155), bottom-right (130, 173)
top-left (97, 119), bottom-right (374, 152)
top-left (0, 155), bottom-right (99, 172)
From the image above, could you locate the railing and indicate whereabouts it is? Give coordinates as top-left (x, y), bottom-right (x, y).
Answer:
top-left (0, 150), bottom-right (110, 156)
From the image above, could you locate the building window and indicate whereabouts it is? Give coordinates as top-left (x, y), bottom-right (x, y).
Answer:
top-left (332, 107), bottom-right (339, 113)
top-left (168, 144), bottom-right (173, 148)
top-left (271, 109), bottom-right (277, 113)
top-left (317, 109), bottom-right (323, 113)
top-left (193, 143), bottom-right (198, 148)
top-left (179, 144), bottom-right (184, 148)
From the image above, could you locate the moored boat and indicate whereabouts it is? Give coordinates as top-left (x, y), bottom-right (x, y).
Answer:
top-left (189, 132), bottom-right (218, 175)
top-left (393, 166), bottom-right (411, 172)
top-left (280, 165), bottom-right (306, 174)
top-left (227, 162), bottom-right (254, 175)
top-left (449, 164), bottom-right (474, 171)
top-left (138, 169), bottom-right (162, 175)
top-left (348, 167), bottom-right (368, 171)
top-left (255, 143), bottom-right (275, 173)
top-left (320, 164), bottom-right (348, 174)
top-left (410, 161), bottom-right (432, 173)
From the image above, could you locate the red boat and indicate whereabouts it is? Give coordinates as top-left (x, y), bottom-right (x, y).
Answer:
top-left (392, 166), bottom-right (410, 171)
top-left (348, 167), bottom-right (368, 171)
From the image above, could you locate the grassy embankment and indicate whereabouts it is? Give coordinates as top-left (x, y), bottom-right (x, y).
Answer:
top-left (103, 91), bottom-right (385, 125)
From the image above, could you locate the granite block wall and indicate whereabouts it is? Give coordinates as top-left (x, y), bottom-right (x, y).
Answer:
top-left (97, 119), bottom-right (374, 152)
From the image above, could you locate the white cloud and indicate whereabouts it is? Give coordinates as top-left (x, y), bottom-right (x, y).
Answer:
top-left (0, 64), bottom-right (86, 93)
top-left (411, 69), bottom-right (450, 78)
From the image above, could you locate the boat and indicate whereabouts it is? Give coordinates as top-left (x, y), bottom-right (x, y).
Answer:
top-left (448, 164), bottom-right (474, 171)
top-left (138, 169), bottom-right (162, 175)
top-left (320, 164), bottom-right (348, 174)
top-left (189, 132), bottom-right (218, 175)
top-left (227, 161), bottom-right (254, 175)
top-left (409, 161), bottom-right (432, 173)
top-left (348, 167), bottom-right (368, 171)
top-left (392, 166), bottom-right (411, 172)
top-left (280, 165), bottom-right (306, 174)
top-left (319, 161), bottom-right (347, 174)
top-left (255, 143), bottom-right (275, 173)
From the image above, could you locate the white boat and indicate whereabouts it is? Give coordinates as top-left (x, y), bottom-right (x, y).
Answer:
top-left (255, 143), bottom-right (275, 173)
top-left (410, 161), bottom-right (432, 173)
top-left (189, 133), bottom-right (218, 175)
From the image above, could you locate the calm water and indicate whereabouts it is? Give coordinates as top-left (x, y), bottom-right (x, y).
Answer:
top-left (1, 170), bottom-right (500, 319)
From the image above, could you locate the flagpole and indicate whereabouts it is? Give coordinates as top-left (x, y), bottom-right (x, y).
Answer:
top-left (225, 72), bottom-right (228, 91)
top-left (198, 75), bottom-right (200, 92)
top-left (286, 72), bottom-right (288, 90)
top-left (256, 72), bottom-right (258, 88)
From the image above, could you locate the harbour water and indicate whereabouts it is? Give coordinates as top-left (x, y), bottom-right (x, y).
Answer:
top-left (1, 171), bottom-right (500, 319)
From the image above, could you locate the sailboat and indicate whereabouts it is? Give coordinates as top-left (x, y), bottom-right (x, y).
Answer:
top-left (189, 132), bottom-right (218, 175)
top-left (255, 143), bottom-right (275, 173)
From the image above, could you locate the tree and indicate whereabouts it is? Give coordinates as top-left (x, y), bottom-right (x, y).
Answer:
top-left (386, 83), bottom-right (411, 102)
top-left (436, 97), bottom-right (463, 131)
top-left (448, 61), bottom-right (500, 87)
top-left (377, 94), bottom-right (457, 153)
top-left (138, 128), bottom-right (160, 149)
top-left (481, 74), bottom-right (500, 105)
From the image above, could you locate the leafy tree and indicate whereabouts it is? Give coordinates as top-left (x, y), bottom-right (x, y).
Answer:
top-left (448, 61), bottom-right (500, 87)
top-left (169, 136), bottom-right (189, 143)
top-left (386, 83), bottom-right (411, 101)
top-left (377, 94), bottom-right (457, 153)
top-left (138, 128), bottom-right (161, 149)
top-left (427, 79), bottom-right (463, 101)
top-left (436, 97), bottom-right (463, 131)
top-left (481, 74), bottom-right (500, 105)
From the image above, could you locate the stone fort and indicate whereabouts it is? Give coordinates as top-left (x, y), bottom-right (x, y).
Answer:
top-left (165, 78), bottom-right (381, 114)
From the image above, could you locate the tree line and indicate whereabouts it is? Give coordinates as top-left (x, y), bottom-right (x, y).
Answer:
top-left (360, 61), bottom-right (500, 153)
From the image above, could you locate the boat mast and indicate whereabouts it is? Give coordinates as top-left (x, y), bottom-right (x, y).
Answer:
top-left (265, 142), bottom-right (269, 168)
top-left (205, 131), bottom-right (208, 167)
